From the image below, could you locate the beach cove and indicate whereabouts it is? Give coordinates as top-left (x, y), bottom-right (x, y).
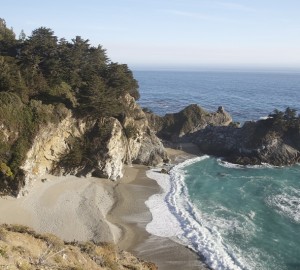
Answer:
top-left (0, 146), bottom-right (209, 270)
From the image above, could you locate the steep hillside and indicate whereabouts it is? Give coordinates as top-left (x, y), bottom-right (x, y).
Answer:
top-left (0, 224), bottom-right (157, 270)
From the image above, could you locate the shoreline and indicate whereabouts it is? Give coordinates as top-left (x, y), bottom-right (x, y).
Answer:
top-left (108, 143), bottom-right (210, 270)
top-left (0, 143), bottom-right (210, 269)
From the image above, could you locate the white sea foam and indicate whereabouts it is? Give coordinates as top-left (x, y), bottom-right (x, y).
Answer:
top-left (145, 170), bottom-right (183, 238)
top-left (217, 159), bottom-right (277, 169)
top-left (146, 156), bottom-right (253, 270)
top-left (266, 187), bottom-right (300, 223)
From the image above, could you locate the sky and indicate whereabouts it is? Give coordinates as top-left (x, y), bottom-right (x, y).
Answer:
top-left (2, 0), bottom-right (300, 71)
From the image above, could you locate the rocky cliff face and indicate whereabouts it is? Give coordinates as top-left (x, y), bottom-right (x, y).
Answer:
top-left (147, 104), bottom-right (232, 141)
top-left (17, 94), bottom-right (167, 195)
top-left (190, 118), bottom-right (300, 166)
top-left (147, 104), bottom-right (300, 166)
top-left (19, 111), bottom-right (88, 195)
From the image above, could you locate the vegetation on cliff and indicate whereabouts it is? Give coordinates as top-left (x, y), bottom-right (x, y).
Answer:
top-left (0, 19), bottom-right (141, 194)
top-left (0, 224), bottom-right (157, 270)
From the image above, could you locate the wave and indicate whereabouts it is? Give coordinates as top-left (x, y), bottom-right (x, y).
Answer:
top-left (217, 159), bottom-right (278, 169)
top-left (146, 156), bottom-right (253, 270)
top-left (266, 187), bottom-right (300, 223)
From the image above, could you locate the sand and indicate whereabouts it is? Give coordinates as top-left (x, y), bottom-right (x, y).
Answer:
top-left (108, 164), bottom-right (209, 270)
top-left (0, 143), bottom-right (210, 269)
top-left (0, 174), bottom-right (120, 244)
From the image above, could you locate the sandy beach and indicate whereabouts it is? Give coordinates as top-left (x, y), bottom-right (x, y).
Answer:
top-left (108, 164), bottom-right (209, 270)
top-left (0, 174), bottom-right (121, 244)
top-left (0, 143), bottom-right (209, 269)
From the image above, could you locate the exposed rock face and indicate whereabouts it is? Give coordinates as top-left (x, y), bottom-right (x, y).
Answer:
top-left (147, 104), bottom-right (232, 141)
top-left (61, 94), bottom-right (168, 180)
top-left (146, 104), bottom-right (300, 166)
top-left (190, 118), bottom-right (300, 166)
top-left (121, 94), bottom-right (168, 166)
top-left (18, 93), bottom-right (168, 195)
top-left (19, 111), bottom-right (87, 195)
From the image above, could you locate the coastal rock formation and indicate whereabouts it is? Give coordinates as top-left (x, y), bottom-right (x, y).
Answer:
top-left (146, 104), bottom-right (300, 166)
top-left (147, 104), bottom-right (232, 141)
top-left (19, 111), bottom-right (87, 195)
top-left (121, 94), bottom-right (168, 166)
top-left (16, 94), bottom-right (167, 195)
top-left (190, 116), bottom-right (300, 166)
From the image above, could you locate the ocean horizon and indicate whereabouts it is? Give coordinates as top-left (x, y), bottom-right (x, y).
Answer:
top-left (134, 70), bottom-right (300, 123)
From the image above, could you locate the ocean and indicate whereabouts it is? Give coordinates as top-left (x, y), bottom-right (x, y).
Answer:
top-left (134, 70), bottom-right (300, 270)
top-left (134, 70), bottom-right (300, 123)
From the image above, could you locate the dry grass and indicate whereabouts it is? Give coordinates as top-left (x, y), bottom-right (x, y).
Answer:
top-left (0, 224), bottom-right (157, 270)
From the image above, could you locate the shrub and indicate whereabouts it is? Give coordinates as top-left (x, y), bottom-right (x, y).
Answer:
top-left (0, 162), bottom-right (13, 177)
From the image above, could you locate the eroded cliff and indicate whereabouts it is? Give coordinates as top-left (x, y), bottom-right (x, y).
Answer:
top-left (14, 94), bottom-right (167, 196)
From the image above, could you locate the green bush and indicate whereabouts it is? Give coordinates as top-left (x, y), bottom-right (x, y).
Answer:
top-left (0, 162), bottom-right (13, 177)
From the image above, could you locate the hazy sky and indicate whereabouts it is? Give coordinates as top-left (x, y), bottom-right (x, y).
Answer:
top-left (2, 0), bottom-right (300, 70)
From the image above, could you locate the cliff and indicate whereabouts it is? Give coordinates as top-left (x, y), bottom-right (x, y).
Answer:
top-left (191, 116), bottom-right (300, 166)
top-left (1, 20), bottom-right (167, 196)
top-left (0, 224), bottom-right (157, 270)
top-left (13, 94), bottom-right (168, 196)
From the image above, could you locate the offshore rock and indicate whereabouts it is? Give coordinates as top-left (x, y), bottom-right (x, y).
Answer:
top-left (147, 104), bottom-right (232, 141)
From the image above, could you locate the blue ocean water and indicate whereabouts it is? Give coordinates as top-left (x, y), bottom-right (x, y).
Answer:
top-left (139, 71), bottom-right (300, 270)
top-left (134, 70), bottom-right (300, 123)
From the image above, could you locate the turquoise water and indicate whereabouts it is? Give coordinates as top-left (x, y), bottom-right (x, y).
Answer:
top-left (136, 70), bottom-right (300, 270)
top-left (185, 158), bottom-right (300, 270)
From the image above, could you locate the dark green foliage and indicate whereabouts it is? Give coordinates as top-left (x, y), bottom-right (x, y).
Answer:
top-left (0, 19), bottom-right (17, 56)
top-left (59, 138), bottom-right (86, 169)
top-left (105, 62), bottom-right (140, 100)
top-left (0, 18), bottom-right (140, 194)
top-left (268, 108), bottom-right (300, 131)
top-left (248, 108), bottom-right (300, 149)
top-left (0, 19), bottom-right (139, 112)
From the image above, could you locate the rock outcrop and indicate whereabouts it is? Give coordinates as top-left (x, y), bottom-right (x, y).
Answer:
top-left (19, 111), bottom-right (87, 195)
top-left (147, 104), bottom-right (232, 141)
top-left (190, 117), bottom-right (300, 166)
top-left (147, 104), bottom-right (300, 166)
top-left (17, 93), bottom-right (168, 195)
